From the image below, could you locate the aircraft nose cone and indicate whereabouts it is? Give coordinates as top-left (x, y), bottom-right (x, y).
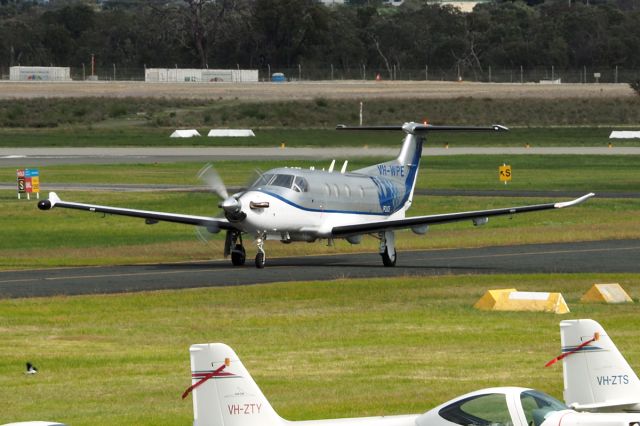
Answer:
top-left (219, 196), bottom-right (246, 222)
top-left (219, 197), bottom-right (241, 213)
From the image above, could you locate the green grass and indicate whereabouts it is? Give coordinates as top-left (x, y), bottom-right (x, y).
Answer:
top-left (2, 97), bottom-right (640, 130)
top-left (2, 155), bottom-right (639, 190)
top-left (2, 191), bottom-right (638, 269)
top-left (1, 127), bottom-right (638, 147)
top-left (2, 155), bottom-right (638, 269)
top-left (1, 274), bottom-right (639, 425)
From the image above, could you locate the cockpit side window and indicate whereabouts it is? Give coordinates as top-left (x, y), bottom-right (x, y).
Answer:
top-left (293, 176), bottom-right (309, 192)
top-left (438, 393), bottom-right (513, 426)
top-left (271, 174), bottom-right (295, 189)
top-left (520, 390), bottom-right (567, 426)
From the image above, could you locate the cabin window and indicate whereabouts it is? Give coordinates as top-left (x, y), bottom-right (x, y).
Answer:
top-left (324, 184), bottom-right (330, 196)
top-left (520, 390), bottom-right (567, 426)
top-left (332, 184), bottom-right (339, 197)
top-left (359, 186), bottom-right (365, 198)
top-left (438, 393), bottom-right (513, 426)
top-left (271, 174), bottom-right (295, 189)
top-left (343, 185), bottom-right (351, 197)
top-left (293, 176), bottom-right (309, 192)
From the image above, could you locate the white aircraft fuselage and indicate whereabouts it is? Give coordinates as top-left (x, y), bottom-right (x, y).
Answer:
top-left (237, 166), bottom-right (415, 241)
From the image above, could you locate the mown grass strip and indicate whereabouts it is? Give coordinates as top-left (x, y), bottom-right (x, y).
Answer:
top-left (2, 155), bottom-right (639, 191)
top-left (2, 97), bottom-right (640, 130)
top-left (2, 191), bottom-right (638, 269)
top-left (1, 274), bottom-right (639, 425)
top-left (1, 127), bottom-right (638, 147)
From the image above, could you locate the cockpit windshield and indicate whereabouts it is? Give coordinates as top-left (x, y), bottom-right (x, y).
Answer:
top-left (251, 173), bottom-right (274, 188)
top-left (271, 174), bottom-right (294, 188)
top-left (520, 390), bottom-right (567, 426)
top-left (250, 173), bottom-right (308, 192)
top-left (439, 393), bottom-right (514, 425)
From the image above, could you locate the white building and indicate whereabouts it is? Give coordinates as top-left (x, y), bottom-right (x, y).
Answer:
top-left (145, 68), bottom-right (258, 83)
top-left (10, 66), bottom-right (71, 81)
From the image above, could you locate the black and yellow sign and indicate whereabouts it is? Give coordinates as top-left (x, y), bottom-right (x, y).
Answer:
top-left (499, 164), bottom-right (512, 183)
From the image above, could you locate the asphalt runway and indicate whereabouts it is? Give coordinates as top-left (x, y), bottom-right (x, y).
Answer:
top-left (1, 239), bottom-right (638, 299)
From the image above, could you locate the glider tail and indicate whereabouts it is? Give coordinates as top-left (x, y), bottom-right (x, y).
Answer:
top-left (560, 319), bottom-right (640, 412)
top-left (187, 343), bottom-right (284, 426)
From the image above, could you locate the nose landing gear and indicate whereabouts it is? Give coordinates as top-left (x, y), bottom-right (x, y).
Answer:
top-left (255, 235), bottom-right (266, 269)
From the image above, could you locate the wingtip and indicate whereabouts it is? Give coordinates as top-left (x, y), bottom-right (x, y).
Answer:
top-left (38, 192), bottom-right (61, 210)
top-left (554, 193), bottom-right (595, 209)
top-left (494, 124), bottom-right (509, 131)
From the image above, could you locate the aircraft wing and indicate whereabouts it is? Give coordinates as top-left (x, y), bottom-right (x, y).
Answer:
top-left (331, 193), bottom-right (595, 237)
top-left (37, 192), bottom-right (235, 231)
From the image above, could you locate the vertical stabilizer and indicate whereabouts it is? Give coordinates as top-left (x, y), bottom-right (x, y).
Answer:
top-left (353, 127), bottom-right (424, 213)
top-left (341, 122), bottom-right (506, 214)
top-left (560, 319), bottom-right (640, 412)
top-left (188, 343), bottom-right (283, 426)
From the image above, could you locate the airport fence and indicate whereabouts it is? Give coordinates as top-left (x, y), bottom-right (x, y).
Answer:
top-left (1, 64), bottom-right (638, 84)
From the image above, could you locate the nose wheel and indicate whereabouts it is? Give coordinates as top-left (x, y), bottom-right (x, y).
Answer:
top-left (255, 252), bottom-right (265, 268)
top-left (255, 235), bottom-right (266, 268)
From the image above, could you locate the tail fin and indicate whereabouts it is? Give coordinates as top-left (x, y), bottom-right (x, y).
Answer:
top-left (560, 319), bottom-right (640, 412)
top-left (188, 343), bottom-right (284, 426)
top-left (339, 123), bottom-right (507, 213)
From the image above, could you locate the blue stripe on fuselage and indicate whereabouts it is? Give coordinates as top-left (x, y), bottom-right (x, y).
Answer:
top-left (255, 189), bottom-right (392, 216)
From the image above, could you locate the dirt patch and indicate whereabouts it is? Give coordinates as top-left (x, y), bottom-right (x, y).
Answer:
top-left (0, 80), bottom-right (633, 101)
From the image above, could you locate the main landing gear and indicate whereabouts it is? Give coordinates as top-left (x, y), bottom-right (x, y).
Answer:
top-left (379, 230), bottom-right (397, 267)
top-left (229, 232), bottom-right (246, 266)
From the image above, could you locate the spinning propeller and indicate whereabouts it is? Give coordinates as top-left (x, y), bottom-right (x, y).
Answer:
top-left (195, 164), bottom-right (247, 243)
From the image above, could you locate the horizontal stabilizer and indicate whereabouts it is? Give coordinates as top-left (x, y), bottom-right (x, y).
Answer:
top-left (337, 122), bottom-right (508, 135)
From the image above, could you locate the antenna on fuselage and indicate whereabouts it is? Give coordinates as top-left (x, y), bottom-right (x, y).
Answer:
top-left (328, 159), bottom-right (335, 173)
top-left (340, 160), bottom-right (348, 174)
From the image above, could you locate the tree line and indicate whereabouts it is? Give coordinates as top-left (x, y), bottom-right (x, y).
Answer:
top-left (1, 0), bottom-right (639, 79)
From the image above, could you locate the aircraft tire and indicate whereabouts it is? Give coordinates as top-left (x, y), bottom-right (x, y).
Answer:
top-left (231, 245), bottom-right (246, 266)
top-left (381, 247), bottom-right (397, 267)
top-left (255, 252), bottom-right (266, 269)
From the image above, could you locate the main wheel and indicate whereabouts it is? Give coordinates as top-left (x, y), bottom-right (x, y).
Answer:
top-left (231, 245), bottom-right (246, 266)
top-left (381, 247), bottom-right (397, 267)
top-left (255, 252), bottom-right (266, 269)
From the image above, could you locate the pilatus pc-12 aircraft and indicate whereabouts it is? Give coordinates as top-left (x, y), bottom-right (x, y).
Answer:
top-left (38, 122), bottom-right (594, 268)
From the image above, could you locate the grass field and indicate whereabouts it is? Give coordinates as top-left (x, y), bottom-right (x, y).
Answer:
top-left (1, 142), bottom-right (639, 425)
top-left (3, 155), bottom-right (639, 189)
top-left (2, 155), bottom-right (639, 269)
top-left (1, 126), bottom-right (638, 148)
top-left (1, 274), bottom-right (639, 425)
top-left (3, 192), bottom-right (638, 269)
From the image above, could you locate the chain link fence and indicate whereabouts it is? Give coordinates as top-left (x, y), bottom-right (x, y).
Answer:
top-left (267, 65), bottom-right (638, 84)
top-left (1, 64), bottom-right (638, 84)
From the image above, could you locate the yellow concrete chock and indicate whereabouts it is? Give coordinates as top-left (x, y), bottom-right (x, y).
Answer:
top-left (474, 288), bottom-right (570, 314)
top-left (581, 283), bottom-right (633, 304)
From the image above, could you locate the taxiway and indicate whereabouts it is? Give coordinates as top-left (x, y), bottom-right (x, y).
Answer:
top-left (1, 239), bottom-right (638, 299)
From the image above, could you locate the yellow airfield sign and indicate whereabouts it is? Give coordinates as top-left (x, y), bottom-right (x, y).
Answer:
top-left (499, 164), bottom-right (512, 183)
